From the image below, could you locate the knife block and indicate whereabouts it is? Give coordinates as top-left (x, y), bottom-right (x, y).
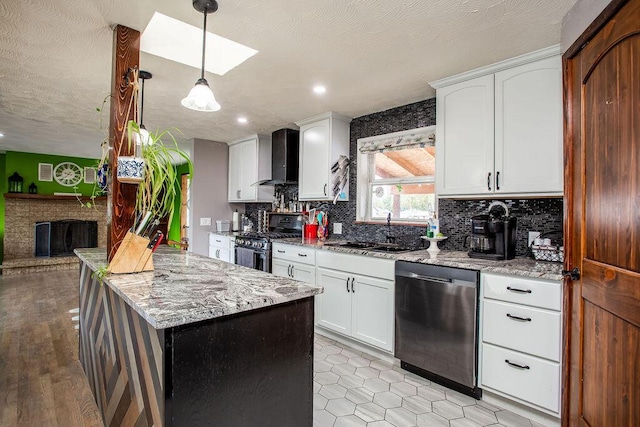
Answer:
top-left (108, 231), bottom-right (154, 274)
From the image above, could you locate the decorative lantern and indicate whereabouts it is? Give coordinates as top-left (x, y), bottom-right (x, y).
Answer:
top-left (28, 182), bottom-right (38, 194)
top-left (8, 172), bottom-right (23, 193)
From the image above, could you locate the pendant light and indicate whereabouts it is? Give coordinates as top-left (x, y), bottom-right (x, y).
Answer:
top-left (181, 0), bottom-right (221, 112)
top-left (139, 70), bottom-right (152, 145)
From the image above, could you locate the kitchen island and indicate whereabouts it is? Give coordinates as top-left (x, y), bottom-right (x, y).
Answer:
top-left (75, 247), bottom-right (322, 427)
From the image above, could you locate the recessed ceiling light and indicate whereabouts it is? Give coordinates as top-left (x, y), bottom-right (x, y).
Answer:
top-left (237, 117), bottom-right (248, 124)
top-left (0, 132), bottom-right (4, 137)
top-left (141, 12), bottom-right (258, 76)
top-left (313, 85), bottom-right (327, 94)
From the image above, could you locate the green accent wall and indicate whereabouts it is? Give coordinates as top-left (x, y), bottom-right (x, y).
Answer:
top-left (2, 151), bottom-right (99, 265)
top-left (5, 151), bottom-right (100, 196)
top-left (168, 163), bottom-right (191, 243)
top-left (0, 153), bottom-right (5, 264)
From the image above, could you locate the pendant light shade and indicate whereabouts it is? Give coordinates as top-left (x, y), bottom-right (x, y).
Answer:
top-left (181, 78), bottom-right (221, 111)
top-left (182, 0), bottom-right (221, 112)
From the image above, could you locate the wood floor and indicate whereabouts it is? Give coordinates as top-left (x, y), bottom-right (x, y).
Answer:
top-left (0, 270), bottom-right (104, 427)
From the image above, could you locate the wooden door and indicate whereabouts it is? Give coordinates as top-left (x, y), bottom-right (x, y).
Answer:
top-left (564, 0), bottom-right (640, 424)
top-left (180, 173), bottom-right (189, 242)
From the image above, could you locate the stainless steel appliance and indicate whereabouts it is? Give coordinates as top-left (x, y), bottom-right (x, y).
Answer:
top-left (234, 213), bottom-right (303, 272)
top-left (395, 261), bottom-right (481, 398)
top-left (466, 202), bottom-right (517, 260)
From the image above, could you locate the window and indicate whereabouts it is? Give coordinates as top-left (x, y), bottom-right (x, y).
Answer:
top-left (356, 126), bottom-right (436, 223)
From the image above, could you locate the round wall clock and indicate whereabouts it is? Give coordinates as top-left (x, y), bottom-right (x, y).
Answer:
top-left (54, 162), bottom-right (83, 187)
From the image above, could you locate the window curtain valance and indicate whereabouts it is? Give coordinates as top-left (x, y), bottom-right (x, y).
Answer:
top-left (358, 125), bottom-right (435, 154)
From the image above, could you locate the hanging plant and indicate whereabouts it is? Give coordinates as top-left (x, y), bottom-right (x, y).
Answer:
top-left (128, 121), bottom-right (193, 229)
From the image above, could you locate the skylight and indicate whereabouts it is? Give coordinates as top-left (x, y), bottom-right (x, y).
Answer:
top-left (141, 12), bottom-right (258, 76)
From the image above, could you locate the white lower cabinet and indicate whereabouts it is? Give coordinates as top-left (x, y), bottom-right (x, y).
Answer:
top-left (315, 251), bottom-right (395, 352)
top-left (208, 233), bottom-right (235, 263)
top-left (272, 243), bottom-right (317, 283)
top-left (479, 273), bottom-right (562, 417)
top-left (272, 258), bottom-right (316, 283)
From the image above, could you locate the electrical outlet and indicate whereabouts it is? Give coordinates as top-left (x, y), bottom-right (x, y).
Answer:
top-left (528, 231), bottom-right (541, 246)
top-left (333, 223), bottom-right (343, 234)
top-left (200, 217), bottom-right (212, 226)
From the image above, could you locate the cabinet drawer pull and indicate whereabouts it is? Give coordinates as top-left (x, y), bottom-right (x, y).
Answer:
top-left (346, 277), bottom-right (351, 292)
top-left (507, 286), bottom-right (532, 294)
top-left (215, 239), bottom-right (222, 243)
top-left (496, 171), bottom-right (500, 190)
top-left (351, 277), bottom-right (355, 293)
top-left (298, 253), bottom-right (308, 257)
top-left (277, 250), bottom-right (285, 253)
top-left (487, 172), bottom-right (492, 191)
top-left (505, 359), bottom-right (530, 370)
top-left (506, 313), bottom-right (532, 322)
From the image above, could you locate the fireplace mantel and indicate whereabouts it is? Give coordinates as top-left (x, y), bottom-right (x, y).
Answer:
top-left (4, 193), bottom-right (107, 202)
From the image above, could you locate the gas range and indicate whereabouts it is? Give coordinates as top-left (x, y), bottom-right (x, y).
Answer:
top-left (234, 213), bottom-right (303, 272)
top-left (235, 232), bottom-right (301, 250)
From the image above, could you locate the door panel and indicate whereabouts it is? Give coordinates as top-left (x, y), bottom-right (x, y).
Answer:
top-left (351, 276), bottom-right (393, 351)
top-left (564, 0), bottom-right (640, 423)
top-left (315, 268), bottom-right (351, 335)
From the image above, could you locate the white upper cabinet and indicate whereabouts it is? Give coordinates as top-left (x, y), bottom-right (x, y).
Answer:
top-left (296, 112), bottom-right (351, 201)
top-left (494, 56), bottom-right (563, 194)
top-left (435, 75), bottom-right (495, 196)
top-left (431, 46), bottom-right (563, 197)
top-left (227, 134), bottom-right (273, 202)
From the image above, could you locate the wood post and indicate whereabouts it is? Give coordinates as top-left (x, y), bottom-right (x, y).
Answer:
top-left (107, 25), bottom-right (140, 261)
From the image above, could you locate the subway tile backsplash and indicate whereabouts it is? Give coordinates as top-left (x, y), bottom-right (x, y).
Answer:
top-left (245, 97), bottom-right (564, 257)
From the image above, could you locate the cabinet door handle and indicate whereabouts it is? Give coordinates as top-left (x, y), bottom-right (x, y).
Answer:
top-left (496, 171), bottom-right (500, 190)
top-left (507, 286), bottom-right (532, 294)
top-left (216, 249), bottom-right (220, 258)
top-left (324, 184), bottom-right (327, 196)
top-left (236, 190), bottom-right (241, 198)
top-left (505, 359), bottom-right (530, 370)
top-left (277, 250), bottom-right (285, 253)
top-left (351, 277), bottom-right (355, 293)
top-left (346, 277), bottom-right (350, 292)
top-left (298, 253), bottom-right (307, 257)
top-left (487, 172), bottom-right (492, 191)
top-left (506, 313), bottom-right (532, 322)
top-left (290, 265), bottom-right (294, 277)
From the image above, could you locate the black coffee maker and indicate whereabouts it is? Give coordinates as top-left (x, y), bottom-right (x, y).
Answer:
top-left (466, 202), bottom-right (517, 260)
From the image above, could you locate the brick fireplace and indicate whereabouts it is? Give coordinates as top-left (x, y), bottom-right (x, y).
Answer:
top-left (3, 194), bottom-right (107, 275)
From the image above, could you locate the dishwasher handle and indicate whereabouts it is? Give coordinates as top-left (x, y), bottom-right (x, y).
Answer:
top-left (404, 272), bottom-right (452, 284)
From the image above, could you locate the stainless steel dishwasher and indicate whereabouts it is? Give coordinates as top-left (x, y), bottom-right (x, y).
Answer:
top-left (395, 261), bottom-right (481, 398)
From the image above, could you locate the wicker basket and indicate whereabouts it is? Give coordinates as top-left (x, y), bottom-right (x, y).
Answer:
top-left (531, 245), bottom-right (564, 263)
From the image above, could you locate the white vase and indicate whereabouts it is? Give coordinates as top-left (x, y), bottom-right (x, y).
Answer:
top-left (117, 156), bottom-right (145, 184)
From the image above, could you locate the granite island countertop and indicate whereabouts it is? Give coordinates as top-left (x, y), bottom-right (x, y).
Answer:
top-left (276, 238), bottom-right (564, 281)
top-left (75, 247), bottom-right (323, 329)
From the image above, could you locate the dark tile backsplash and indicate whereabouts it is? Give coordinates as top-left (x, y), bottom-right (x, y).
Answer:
top-left (245, 97), bottom-right (564, 256)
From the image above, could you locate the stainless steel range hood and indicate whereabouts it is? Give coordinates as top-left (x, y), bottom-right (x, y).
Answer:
top-left (256, 128), bottom-right (300, 185)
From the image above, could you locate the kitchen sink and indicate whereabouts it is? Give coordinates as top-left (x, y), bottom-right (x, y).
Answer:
top-left (324, 241), bottom-right (378, 249)
top-left (324, 241), bottom-right (412, 253)
top-left (367, 245), bottom-right (413, 253)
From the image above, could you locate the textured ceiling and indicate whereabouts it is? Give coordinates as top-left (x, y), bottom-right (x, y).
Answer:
top-left (0, 0), bottom-right (577, 159)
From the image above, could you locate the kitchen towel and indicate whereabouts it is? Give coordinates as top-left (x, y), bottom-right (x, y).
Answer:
top-left (235, 247), bottom-right (256, 269)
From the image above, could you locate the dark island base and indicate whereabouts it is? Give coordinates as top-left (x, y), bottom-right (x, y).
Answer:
top-left (78, 263), bottom-right (314, 427)
top-left (168, 298), bottom-right (314, 426)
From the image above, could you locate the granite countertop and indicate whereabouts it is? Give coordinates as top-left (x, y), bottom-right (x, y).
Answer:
top-left (75, 247), bottom-right (323, 330)
top-left (276, 238), bottom-right (564, 281)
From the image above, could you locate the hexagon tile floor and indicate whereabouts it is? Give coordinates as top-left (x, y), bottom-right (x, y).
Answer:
top-left (313, 334), bottom-right (546, 427)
